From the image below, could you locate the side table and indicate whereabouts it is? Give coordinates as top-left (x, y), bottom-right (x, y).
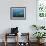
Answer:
top-left (4, 33), bottom-right (18, 46)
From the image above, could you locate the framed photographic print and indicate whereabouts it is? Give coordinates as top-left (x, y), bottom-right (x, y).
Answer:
top-left (37, 0), bottom-right (46, 18)
top-left (36, 0), bottom-right (46, 26)
top-left (10, 7), bottom-right (26, 20)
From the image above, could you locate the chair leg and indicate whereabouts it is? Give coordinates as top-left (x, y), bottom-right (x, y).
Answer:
top-left (4, 33), bottom-right (7, 46)
top-left (4, 41), bottom-right (7, 46)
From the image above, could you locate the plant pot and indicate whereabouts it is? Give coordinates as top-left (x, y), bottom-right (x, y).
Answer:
top-left (37, 39), bottom-right (45, 44)
top-left (37, 39), bottom-right (40, 43)
top-left (40, 38), bottom-right (45, 43)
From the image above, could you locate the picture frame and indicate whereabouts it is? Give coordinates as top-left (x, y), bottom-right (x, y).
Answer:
top-left (37, 0), bottom-right (46, 18)
top-left (10, 7), bottom-right (26, 20)
top-left (36, 0), bottom-right (46, 26)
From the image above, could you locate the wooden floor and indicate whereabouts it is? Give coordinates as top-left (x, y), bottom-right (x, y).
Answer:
top-left (0, 42), bottom-right (46, 46)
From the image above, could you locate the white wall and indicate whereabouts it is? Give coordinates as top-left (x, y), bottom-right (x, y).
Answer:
top-left (0, 0), bottom-right (37, 42)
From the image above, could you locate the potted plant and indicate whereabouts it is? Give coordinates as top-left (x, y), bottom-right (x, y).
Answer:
top-left (33, 32), bottom-right (46, 43)
top-left (32, 25), bottom-right (39, 30)
top-left (40, 26), bottom-right (45, 29)
top-left (32, 24), bottom-right (45, 30)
